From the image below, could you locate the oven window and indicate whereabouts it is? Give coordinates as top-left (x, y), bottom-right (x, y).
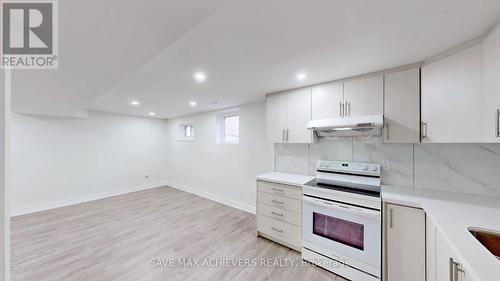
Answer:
top-left (313, 212), bottom-right (364, 250)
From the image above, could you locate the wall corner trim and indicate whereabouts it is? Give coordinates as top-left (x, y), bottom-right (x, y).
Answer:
top-left (166, 181), bottom-right (256, 215)
top-left (10, 182), bottom-right (169, 217)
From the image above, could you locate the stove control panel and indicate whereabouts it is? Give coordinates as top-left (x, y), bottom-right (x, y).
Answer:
top-left (316, 160), bottom-right (380, 177)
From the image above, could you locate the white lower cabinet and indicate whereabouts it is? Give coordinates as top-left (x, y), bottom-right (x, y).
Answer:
top-left (383, 203), bottom-right (425, 281)
top-left (256, 180), bottom-right (301, 251)
top-left (427, 217), bottom-right (476, 281)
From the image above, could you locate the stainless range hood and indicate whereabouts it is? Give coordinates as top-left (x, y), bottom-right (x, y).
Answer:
top-left (307, 115), bottom-right (383, 137)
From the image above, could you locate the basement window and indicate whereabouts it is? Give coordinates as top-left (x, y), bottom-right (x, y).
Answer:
top-left (216, 111), bottom-right (239, 144)
top-left (178, 123), bottom-right (195, 141)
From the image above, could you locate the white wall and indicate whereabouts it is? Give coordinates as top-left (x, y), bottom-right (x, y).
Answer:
top-left (11, 111), bottom-right (169, 215)
top-left (1, 69), bottom-right (10, 281)
top-left (165, 101), bottom-right (274, 213)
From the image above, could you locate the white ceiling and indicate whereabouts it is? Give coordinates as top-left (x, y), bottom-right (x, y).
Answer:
top-left (11, 0), bottom-right (500, 119)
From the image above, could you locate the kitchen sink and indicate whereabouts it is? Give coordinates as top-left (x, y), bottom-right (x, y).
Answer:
top-left (469, 227), bottom-right (500, 260)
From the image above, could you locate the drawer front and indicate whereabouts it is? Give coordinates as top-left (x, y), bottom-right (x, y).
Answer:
top-left (257, 215), bottom-right (301, 248)
top-left (257, 181), bottom-right (302, 200)
top-left (257, 192), bottom-right (301, 213)
top-left (258, 203), bottom-right (301, 227)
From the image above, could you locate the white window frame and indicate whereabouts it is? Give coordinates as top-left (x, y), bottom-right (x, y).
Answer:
top-left (178, 122), bottom-right (195, 141)
top-left (216, 110), bottom-right (239, 144)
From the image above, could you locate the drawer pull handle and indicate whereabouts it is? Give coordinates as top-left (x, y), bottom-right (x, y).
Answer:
top-left (271, 211), bottom-right (284, 217)
top-left (271, 227), bottom-right (283, 234)
top-left (271, 200), bottom-right (284, 205)
top-left (271, 188), bottom-right (284, 193)
top-left (496, 109), bottom-right (500, 138)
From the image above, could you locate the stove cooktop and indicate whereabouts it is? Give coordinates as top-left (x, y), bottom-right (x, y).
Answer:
top-left (304, 179), bottom-right (380, 198)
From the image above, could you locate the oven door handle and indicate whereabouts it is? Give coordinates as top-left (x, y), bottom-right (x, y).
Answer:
top-left (303, 196), bottom-right (380, 219)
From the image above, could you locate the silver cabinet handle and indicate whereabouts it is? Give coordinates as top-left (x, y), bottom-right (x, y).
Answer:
top-left (421, 122), bottom-right (428, 140)
top-left (340, 102), bottom-right (344, 117)
top-left (449, 258), bottom-right (454, 281)
top-left (271, 187), bottom-right (284, 193)
top-left (271, 211), bottom-right (284, 217)
top-left (449, 258), bottom-right (464, 281)
top-left (496, 109), bottom-right (500, 138)
top-left (344, 101), bottom-right (349, 117)
top-left (271, 227), bottom-right (283, 233)
top-left (271, 199), bottom-right (284, 205)
top-left (286, 129), bottom-right (289, 142)
top-left (347, 102), bottom-right (351, 116)
top-left (281, 129), bottom-right (285, 142)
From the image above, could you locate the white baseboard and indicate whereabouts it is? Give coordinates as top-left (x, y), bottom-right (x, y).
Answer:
top-left (167, 181), bottom-right (256, 214)
top-left (11, 182), bottom-right (169, 217)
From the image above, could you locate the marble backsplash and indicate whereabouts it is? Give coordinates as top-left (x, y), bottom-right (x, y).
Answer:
top-left (275, 137), bottom-right (500, 197)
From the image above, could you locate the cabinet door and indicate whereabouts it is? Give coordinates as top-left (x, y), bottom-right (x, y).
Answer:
top-left (385, 204), bottom-right (425, 281)
top-left (266, 94), bottom-right (287, 143)
top-left (286, 88), bottom-right (312, 143)
top-left (421, 44), bottom-right (484, 143)
top-left (384, 68), bottom-right (420, 143)
top-left (483, 24), bottom-right (500, 142)
top-left (311, 81), bottom-right (344, 120)
top-left (426, 216), bottom-right (437, 281)
top-left (343, 75), bottom-right (383, 117)
top-left (435, 227), bottom-right (460, 281)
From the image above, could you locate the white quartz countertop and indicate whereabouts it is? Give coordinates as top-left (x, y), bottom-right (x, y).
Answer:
top-left (256, 172), bottom-right (314, 187)
top-left (382, 185), bottom-right (500, 281)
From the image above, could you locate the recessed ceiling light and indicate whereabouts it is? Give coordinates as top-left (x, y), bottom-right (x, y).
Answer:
top-left (296, 73), bottom-right (307, 81)
top-left (189, 101), bottom-right (197, 107)
top-left (130, 100), bottom-right (140, 106)
top-left (149, 112), bottom-right (156, 116)
top-left (194, 72), bottom-right (206, 82)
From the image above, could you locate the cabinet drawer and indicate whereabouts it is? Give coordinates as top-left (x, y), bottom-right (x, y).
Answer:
top-left (258, 203), bottom-right (301, 227)
top-left (257, 215), bottom-right (301, 248)
top-left (257, 181), bottom-right (302, 200)
top-left (257, 192), bottom-right (301, 213)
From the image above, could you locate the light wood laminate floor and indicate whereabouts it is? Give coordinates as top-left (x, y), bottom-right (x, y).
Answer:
top-left (12, 187), bottom-right (346, 281)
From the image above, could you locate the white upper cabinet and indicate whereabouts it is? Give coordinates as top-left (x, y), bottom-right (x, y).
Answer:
top-left (286, 88), bottom-right (312, 143)
top-left (266, 89), bottom-right (312, 143)
top-left (343, 75), bottom-right (383, 117)
top-left (266, 93), bottom-right (287, 143)
top-left (421, 44), bottom-right (484, 143)
top-left (384, 68), bottom-right (421, 143)
top-left (311, 82), bottom-right (344, 120)
top-left (483, 24), bottom-right (500, 143)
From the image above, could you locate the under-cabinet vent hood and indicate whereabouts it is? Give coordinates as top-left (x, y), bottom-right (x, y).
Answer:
top-left (307, 115), bottom-right (383, 137)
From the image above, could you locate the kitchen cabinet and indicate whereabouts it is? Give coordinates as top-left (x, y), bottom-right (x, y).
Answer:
top-left (286, 88), bottom-right (313, 143)
top-left (384, 68), bottom-right (421, 143)
top-left (383, 203), bottom-right (425, 281)
top-left (482, 24), bottom-right (500, 143)
top-left (311, 81), bottom-right (344, 120)
top-left (266, 89), bottom-right (312, 143)
top-left (266, 93), bottom-right (287, 143)
top-left (343, 75), bottom-right (383, 117)
top-left (421, 44), bottom-right (484, 143)
top-left (427, 217), bottom-right (475, 281)
top-left (256, 180), bottom-right (302, 251)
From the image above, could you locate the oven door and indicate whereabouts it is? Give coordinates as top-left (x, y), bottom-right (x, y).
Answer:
top-left (302, 195), bottom-right (381, 276)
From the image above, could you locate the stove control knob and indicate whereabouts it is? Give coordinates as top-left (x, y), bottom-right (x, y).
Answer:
top-left (370, 166), bottom-right (378, 172)
top-left (362, 165), bottom-right (368, 171)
